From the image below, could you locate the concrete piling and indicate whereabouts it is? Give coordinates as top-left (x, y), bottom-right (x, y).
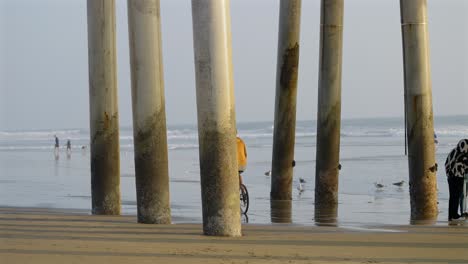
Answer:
top-left (191, 0), bottom-right (241, 237)
top-left (86, 0), bottom-right (121, 215)
top-left (127, 0), bottom-right (171, 224)
top-left (270, 0), bottom-right (302, 201)
top-left (270, 200), bottom-right (292, 223)
top-left (314, 0), bottom-right (344, 222)
top-left (399, 0), bottom-right (438, 221)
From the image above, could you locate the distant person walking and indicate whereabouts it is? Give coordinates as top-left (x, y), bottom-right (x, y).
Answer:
top-left (66, 139), bottom-right (72, 157)
top-left (237, 133), bottom-right (247, 185)
top-left (445, 139), bottom-right (468, 221)
top-left (54, 135), bottom-right (60, 159)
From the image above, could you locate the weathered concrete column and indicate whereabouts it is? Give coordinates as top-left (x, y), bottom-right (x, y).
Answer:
top-left (270, 0), bottom-right (301, 201)
top-left (191, 0), bottom-right (241, 237)
top-left (314, 0), bottom-right (343, 222)
top-left (86, 0), bottom-right (120, 215)
top-left (127, 0), bottom-right (171, 224)
top-left (400, 0), bottom-right (438, 222)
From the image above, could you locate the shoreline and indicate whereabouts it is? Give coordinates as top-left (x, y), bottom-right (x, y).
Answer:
top-left (0, 205), bottom-right (455, 228)
top-left (2, 118), bottom-right (464, 227)
top-left (1, 207), bottom-right (467, 264)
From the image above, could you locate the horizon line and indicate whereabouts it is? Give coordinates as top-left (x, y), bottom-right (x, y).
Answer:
top-left (1, 114), bottom-right (466, 132)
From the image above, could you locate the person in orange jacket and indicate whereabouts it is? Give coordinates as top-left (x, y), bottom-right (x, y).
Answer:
top-left (237, 134), bottom-right (247, 185)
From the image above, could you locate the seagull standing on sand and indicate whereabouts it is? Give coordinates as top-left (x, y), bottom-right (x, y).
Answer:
top-left (374, 182), bottom-right (385, 189)
top-left (297, 182), bottom-right (304, 194)
top-left (264, 170), bottom-right (271, 176)
top-left (392, 180), bottom-right (405, 187)
top-left (299, 177), bottom-right (306, 183)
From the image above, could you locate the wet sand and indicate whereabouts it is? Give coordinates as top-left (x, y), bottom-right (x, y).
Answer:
top-left (1, 207), bottom-right (467, 264)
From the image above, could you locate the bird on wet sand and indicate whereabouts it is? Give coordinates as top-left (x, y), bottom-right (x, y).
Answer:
top-left (374, 182), bottom-right (385, 189)
top-left (392, 180), bottom-right (405, 187)
top-left (264, 170), bottom-right (271, 176)
top-left (299, 177), bottom-right (306, 183)
top-left (297, 182), bottom-right (304, 194)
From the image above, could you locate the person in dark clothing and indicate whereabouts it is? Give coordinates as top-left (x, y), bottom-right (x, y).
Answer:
top-left (445, 139), bottom-right (468, 221)
top-left (66, 139), bottom-right (72, 157)
top-left (459, 156), bottom-right (468, 217)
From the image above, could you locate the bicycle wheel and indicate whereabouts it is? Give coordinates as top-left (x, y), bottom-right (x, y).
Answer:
top-left (240, 184), bottom-right (249, 214)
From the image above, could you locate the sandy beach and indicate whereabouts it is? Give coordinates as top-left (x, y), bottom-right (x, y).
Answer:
top-left (1, 207), bottom-right (467, 264)
top-left (3, 0), bottom-right (467, 262)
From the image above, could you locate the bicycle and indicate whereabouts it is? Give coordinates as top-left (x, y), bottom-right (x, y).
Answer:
top-left (240, 183), bottom-right (249, 214)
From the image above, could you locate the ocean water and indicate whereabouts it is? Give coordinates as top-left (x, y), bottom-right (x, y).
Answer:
top-left (1, 115), bottom-right (467, 226)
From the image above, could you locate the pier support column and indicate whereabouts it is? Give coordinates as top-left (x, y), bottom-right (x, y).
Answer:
top-left (271, 0), bottom-right (302, 201)
top-left (86, 0), bottom-right (121, 215)
top-left (400, 0), bottom-right (438, 221)
top-left (314, 0), bottom-right (343, 222)
top-left (191, 0), bottom-right (241, 237)
top-left (270, 200), bottom-right (292, 223)
top-left (127, 0), bottom-right (171, 224)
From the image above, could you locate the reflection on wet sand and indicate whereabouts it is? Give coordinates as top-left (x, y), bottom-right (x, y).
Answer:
top-left (410, 218), bottom-right (438, 226)
top-left (314, 203), bottom-right (337, 226)
top-left (270, 200), bottom-right (292, 223)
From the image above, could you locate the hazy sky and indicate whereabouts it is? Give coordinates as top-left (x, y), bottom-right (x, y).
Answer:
top-left (1, 0), bottom-right (467, 131)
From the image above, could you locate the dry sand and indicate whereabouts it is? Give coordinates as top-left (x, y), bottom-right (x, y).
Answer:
top-left (1, 207), bottom-right (467, 264)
